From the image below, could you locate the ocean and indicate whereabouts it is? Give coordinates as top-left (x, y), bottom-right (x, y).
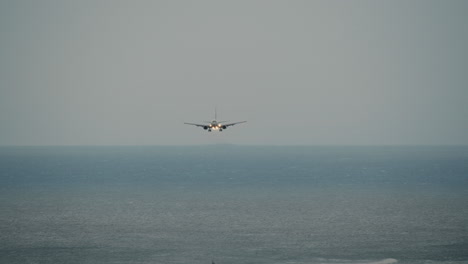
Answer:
top-left (0, 146), bottom-right (467, 264)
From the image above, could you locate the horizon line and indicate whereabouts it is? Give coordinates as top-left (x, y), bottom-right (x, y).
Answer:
top-left (1, 144), bottom-right (467, 147)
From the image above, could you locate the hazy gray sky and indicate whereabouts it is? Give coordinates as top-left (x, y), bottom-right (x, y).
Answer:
top-left (1, 0), bottom-right (467, 145)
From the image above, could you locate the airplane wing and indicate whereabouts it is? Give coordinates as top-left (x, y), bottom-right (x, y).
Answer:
top-left (184, 122), bottom-right (207, 127)
top-left (222, 121), bottom-right (247, 127)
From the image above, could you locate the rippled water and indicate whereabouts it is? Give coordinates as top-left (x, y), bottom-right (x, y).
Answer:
top-left (1, 146), bottom-right (467, 263)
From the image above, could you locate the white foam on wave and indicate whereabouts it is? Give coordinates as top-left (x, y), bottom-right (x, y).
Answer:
top-left (366, 259), bottom-right (398, 264)
top-left (307, 258), bottom-right (398, 264)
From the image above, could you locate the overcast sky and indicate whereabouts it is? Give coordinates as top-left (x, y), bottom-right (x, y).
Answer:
top-left (1, 0), bottom-right (467, 146)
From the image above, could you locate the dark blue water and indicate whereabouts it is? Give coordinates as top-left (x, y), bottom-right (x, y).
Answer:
top-left (1, 146), bottom-right (467, 264)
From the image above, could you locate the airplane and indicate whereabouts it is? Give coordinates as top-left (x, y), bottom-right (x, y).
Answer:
top-left (184, 109), bottom-right (246, 132)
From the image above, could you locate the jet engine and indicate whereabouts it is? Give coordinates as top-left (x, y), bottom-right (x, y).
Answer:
top-left (203, 126), bottom-right (208, 130)
top-left (221, 125), bottom-right (227, 129)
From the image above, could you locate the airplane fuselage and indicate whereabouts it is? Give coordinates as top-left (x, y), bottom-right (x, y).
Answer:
top-left (205, 120), bottom-right (227, 131)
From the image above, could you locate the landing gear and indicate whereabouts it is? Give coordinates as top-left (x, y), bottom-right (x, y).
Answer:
top-left (208, 129), bottom-right (212, 132)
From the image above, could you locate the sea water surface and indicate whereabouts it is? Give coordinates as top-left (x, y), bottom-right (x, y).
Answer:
top-left (0, 146), bottom-right (467, 264)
